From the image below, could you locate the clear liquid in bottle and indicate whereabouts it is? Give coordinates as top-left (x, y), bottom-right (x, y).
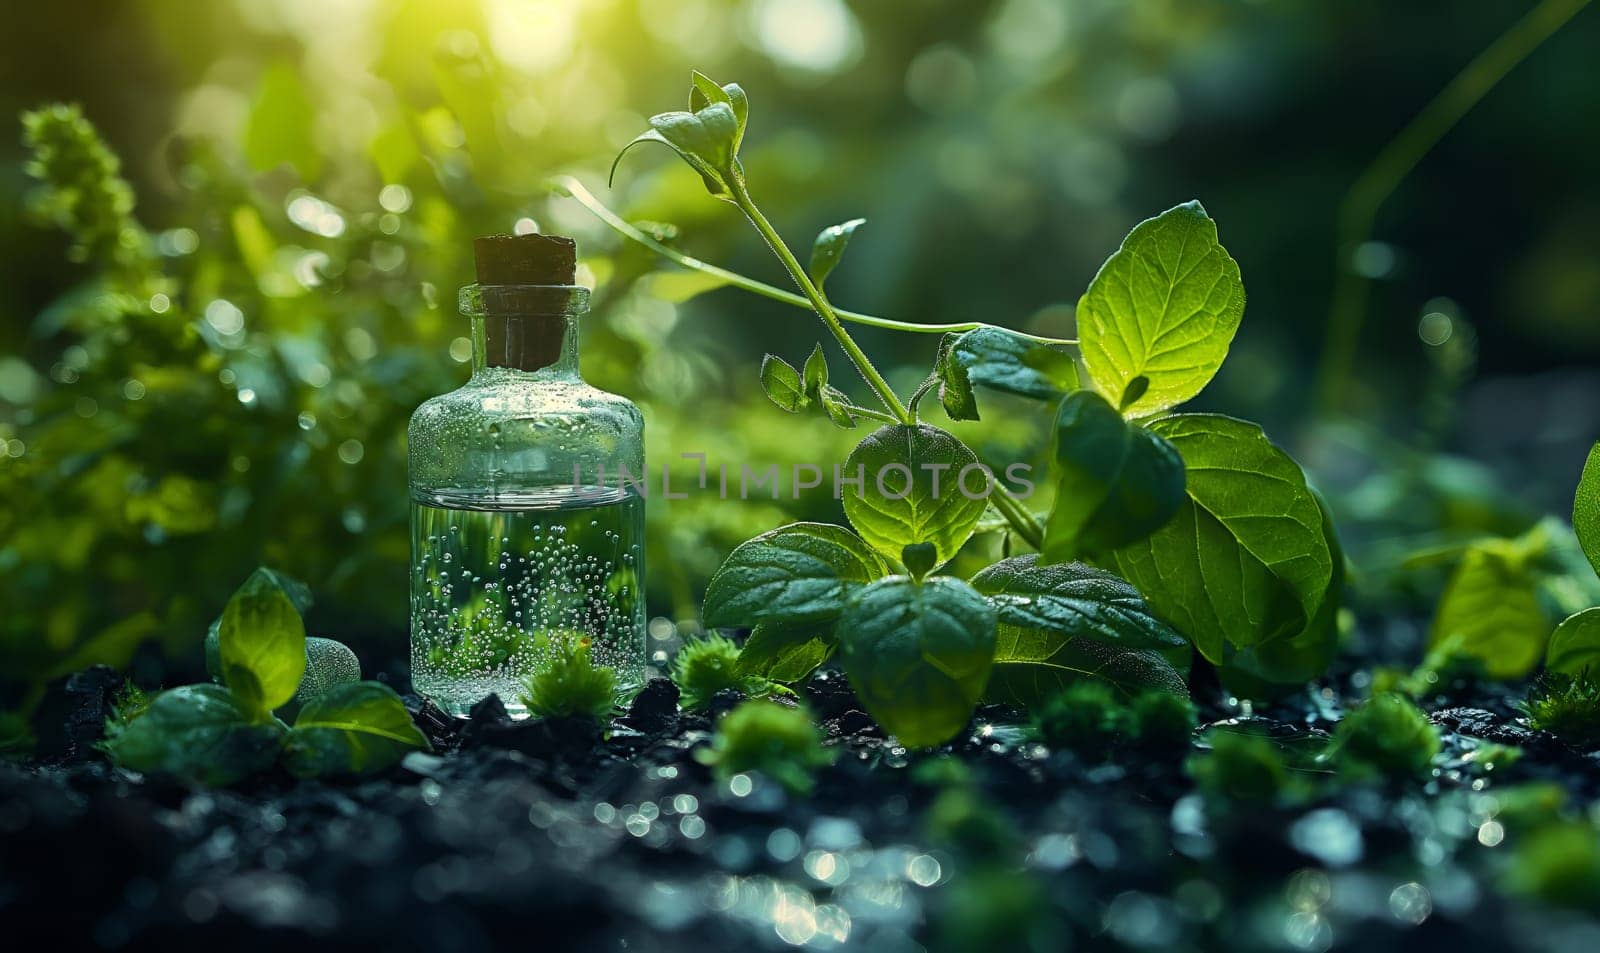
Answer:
top-left (409, 486), bottom-right (645, 716)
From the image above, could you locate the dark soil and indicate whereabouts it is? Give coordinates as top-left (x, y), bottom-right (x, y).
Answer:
top-left (4, 665), bottom-right (1599, 952)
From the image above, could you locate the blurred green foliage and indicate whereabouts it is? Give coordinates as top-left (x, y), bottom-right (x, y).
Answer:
top-left (3, 0), bottom-right (1599, 701)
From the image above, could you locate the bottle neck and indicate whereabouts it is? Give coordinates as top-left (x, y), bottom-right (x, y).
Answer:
top-left (460, 284), bottom-right (588, 378)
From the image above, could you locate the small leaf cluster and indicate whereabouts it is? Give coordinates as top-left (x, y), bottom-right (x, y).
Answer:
top-left (521, 636), bottom-right (618, 722)
top-left (21, 104), bottom-right (143, 267)
top-left (758, 345), bottom-right (864, 428)
top-left (615, 72), bottom-right (1343, 747)
top-left (694, 699), bottom-right (833, 795)
top-left (1423, 447), bottom-right (1600, 684)
top-left (103, 569), bottom-right (427, 786)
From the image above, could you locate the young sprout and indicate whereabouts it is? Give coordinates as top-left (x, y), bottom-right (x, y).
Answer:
top-left (1188, 730), bottom-right (1297, 804)
top-left (1031, 681), bottom-right (1133, 759)
top-left (1519, 673), bottom-right (1600, 747)
top-left (520, 637), bottom-right (618, 722)
top-left (695, 699), bottom-right (833, 795)
top-left (671, 633), bottom-right (773, 710)
top-left (1324, 693), bottom-right (1440, 780)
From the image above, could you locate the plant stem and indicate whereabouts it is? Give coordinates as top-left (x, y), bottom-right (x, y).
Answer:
top-left (728, 178), bottom-right (915, 425)
top-left (988, 481), bottom-right (1044, 551)
top-left (839, 403), bottom-right (898, 424)
top-left (1314, 0), bottom-right (1592, 413)
top-left (555, 176), bottom-right (1076, 347)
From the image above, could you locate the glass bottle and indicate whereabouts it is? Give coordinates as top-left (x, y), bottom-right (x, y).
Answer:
top-left (408, 234), bottom-right (646, 716)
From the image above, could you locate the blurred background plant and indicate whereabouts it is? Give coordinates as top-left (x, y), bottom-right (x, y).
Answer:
top-left (3, 0), bottom-right (1599, 712)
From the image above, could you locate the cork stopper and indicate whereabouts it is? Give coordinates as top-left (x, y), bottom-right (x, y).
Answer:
top-left (473, 234), bottom-right (577, 285)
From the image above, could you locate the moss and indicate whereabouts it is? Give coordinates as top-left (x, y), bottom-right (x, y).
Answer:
top-left (929, 868), bottom-right (1063, 952)
top-left (1130, 691), bottom-right (1197, 751)
top-left (1519, 673), bottom-right (1600, 747)
top-left (1188, 730), bottom-right (1295, 804)
top-left (671, 633), bottom-right (770, 710)
top-left (1031, 681), bottom-right (1133, 759)
top-left (694, 699), bottom-right (833, 794)
top-left (519, 637), bottom-right (617, 722)
top-left (925, 785), bottom-right (1020, 860)
top-left (1325, 693), bottom-right (1440, 780)
top-left (1504, 819), bottom-right (1600, 910)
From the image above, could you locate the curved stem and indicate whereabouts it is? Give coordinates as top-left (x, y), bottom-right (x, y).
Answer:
top-left (988, 480), bottom-right (1044, 551)
top-left (1315, 0), bottom-right (1592, 412)
top-left (729, 178), bottom-right (913, 424)
top-left (555, 176), bottom-right (1076, 347)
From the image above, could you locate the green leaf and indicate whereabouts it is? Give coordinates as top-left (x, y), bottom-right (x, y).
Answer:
top-left (294, 637), bottom-right (362, 703)
top-left (703, 522), bottom-right (888, 628)
top-left (1547, 608), bottom-right (1600, 677)
top-left (1430, 538), bottom-right (1550, 679)
top-left (809, 218), bottom-right (865, 288)
top-left (837, 576), bottom-right (997, 748)
top-left (802, 344), bottom-right (828, 400)
top-left (1575, 443), bottom-right (1600, 578)
top-left (759, 354), bottom-right (806, 412)
top-left (987, 636), bottom-right (1188, 706)
top-left (1041, 391), bottom-right (1185, 561)
top-left (1077, 202), bottom-right (1245, 417)
top-left (902, 543), bottom-right (938, 581)
top-left (842, 424), bottom-right (990, 566)
top-left (281, 682), bottom-right (429, 778)
top-left (934, 332), bottom-right (980, 422)
top-left (687, 71), bottom-right (748, 153)
top-left (1219, 492), bottom-right (1346, 695)
top-left (102, 684), bottom-right (285, 786)
top-left (973, 555), bottom-right (1187, 652)
top-left (205, 568), bottom-right (313, 680)
top-left (1099, 415), bottom-right (1333, 663)
top-left (218, 568), bottom-right (309, 715)
top-left (244, 64), bottom-right (321, 181)
top-left (973, 554), bottom-right (1188, 705)
top-left (951, 327), bottom-right (1078, 400)
top-left (611, 101), bottom-right (743, 199)
top-left (737, 623), bottom-right (834, 684)
top-left (818, 386), bottom-right (859, 429)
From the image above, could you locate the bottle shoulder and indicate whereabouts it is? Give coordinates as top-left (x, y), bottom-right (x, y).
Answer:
top-left (408, 371), bottom-right (643, 490)
top-left (410, 374), bottom-right (642, 432)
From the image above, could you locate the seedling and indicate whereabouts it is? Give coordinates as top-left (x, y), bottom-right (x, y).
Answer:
top-left (103, 568), bottom-right (427, 785)
top-left (592, 71), bottom-right (1342, 745)
top-left (520, 637), bottom-right (619, 722)
top-left (694, 699), bottom-right (833, 794)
